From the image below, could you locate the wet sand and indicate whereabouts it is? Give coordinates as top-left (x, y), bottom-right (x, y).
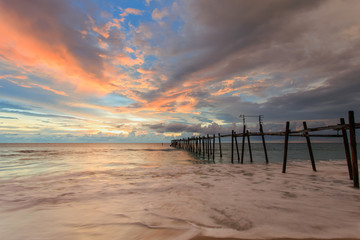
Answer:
top-left (190, 237), bottom-right (359, 240)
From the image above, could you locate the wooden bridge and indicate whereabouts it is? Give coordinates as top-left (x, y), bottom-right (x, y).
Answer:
top-left (171, 111), bottom-right (360, 188)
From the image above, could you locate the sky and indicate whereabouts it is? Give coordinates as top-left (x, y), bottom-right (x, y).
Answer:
top-left (0, 0), bottom-right (359, 143)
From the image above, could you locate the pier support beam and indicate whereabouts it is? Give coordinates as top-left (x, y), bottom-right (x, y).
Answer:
top-left (247, 130), bottom-right (253, 163)
top-left (340, 118), bottom-right (353, 180)
top-left (234, 132), bottom-right (240, 163)
top-left (241, 125), bottom-right (246, 164)
top-left (231, 130), bottom-right (234, 164)
top-left (303, 121), bottom-right (317, 172)
top-left (218, 133), bottom-right (222, 158)
top-left (282, 121), bottom-right (290, 173)
top-left (349, 111), bottom-right (359, 188)
top-left (260, 123), bottom-right (269, 164)
top-left (213, 134), bottom-right (216, 161)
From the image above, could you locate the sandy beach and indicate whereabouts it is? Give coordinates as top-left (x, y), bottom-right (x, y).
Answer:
top-left (2, 157), bottom-right (360, 240)
top-left (190, 238), bottom-right (359, 240)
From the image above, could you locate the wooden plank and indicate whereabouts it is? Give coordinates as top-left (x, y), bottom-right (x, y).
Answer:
top-left (303, 121), bottom-right (317, 172)
top-left (282, 121), bottom-right (290, 173)
top-left (348, 111), bottom-right (359, 188)
top-left (171, 122), bottom-right (360, 142)
top-left (340, 118), bottom-right (353, 180)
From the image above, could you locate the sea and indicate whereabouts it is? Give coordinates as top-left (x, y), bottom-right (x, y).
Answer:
top-left (0, 143), bottom-right (350, 179)
top-left (0, 142), bottom-right (358, 240)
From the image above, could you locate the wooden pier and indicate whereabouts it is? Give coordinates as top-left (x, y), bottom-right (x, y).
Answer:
top-left (170, 111), bottom-right (360, 188)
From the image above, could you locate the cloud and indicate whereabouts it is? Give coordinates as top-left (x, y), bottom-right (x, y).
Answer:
top-left (120, 8), bottom-right (143, 17)
top-left (144, 122), bottom-right (244, 135)
top-left (0, 108), bottom-right (80, 120)
top-left (2, 75), bottom-right (68, 96)
top-left (0, 116), bottom-right (17, 119)
top-left (0, 0), bottom-right (142, 96)
top-left (1, 0), bottom-right (360, 143)
top-left (0, 101), bottom-right (30, 111)
top-left (152, 8), bottom-right (169, 21)
top-left (135, 0), bottom-right (360, 122)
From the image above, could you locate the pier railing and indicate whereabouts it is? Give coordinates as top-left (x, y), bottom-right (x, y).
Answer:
top-left (170, 111), bottom-right (359, 188)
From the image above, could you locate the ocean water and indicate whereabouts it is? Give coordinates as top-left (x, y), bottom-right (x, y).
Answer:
top-left (0, 143), bottom-right (350, 179)
top-left (179, 142), bottom-right (350, 164)
top-left (0, 143), bottom-right (358, 240)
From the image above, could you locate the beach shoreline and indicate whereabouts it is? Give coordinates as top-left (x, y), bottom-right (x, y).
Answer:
top-left (1, 144), bottom-right (359, 240)
top-left (190, 237), bottom-right (360, 240)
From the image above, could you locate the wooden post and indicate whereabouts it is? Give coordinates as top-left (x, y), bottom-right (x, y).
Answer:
top-left (231, 130), bottom-right (234, 164)
top-left (259, 123), bottom-right (269, 164)
top-left (241, 125), bottom-right (246, 164)
top-left (196, 137), bottom-right (198, 154)
top-left (198, 137), bottom-right (201, 155)
top-left (303, 121), bottom-right (317, 172)
top-left (348, 111), bottom-right (359, 188)
top-left (202, 136), bottom-right (205, 157)
top-left (218, 133), bottom-right (222, 158)
top-left (234, 131), bottom-right (240, 163)
top-left (340, 118), bottom-right (353, 180)
top-left (213, 134), bottom-right (215, 161)
top-left (207, 134), bottom-right (210, 158)
top-left (247, 130), bottom-right (253, 163)
top-left (282, 121), bottom-right (290, 173)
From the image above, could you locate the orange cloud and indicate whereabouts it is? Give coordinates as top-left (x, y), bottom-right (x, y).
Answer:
top-left (120, 8), bottom-right (143, 17)
top-left (88, 16), bottom-right (123, 39)
top-left (0, 5), bottom-right (118, 96)
top-left (152, 8), bottom-right (169, 21)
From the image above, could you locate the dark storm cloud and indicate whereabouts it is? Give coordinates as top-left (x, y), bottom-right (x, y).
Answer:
top-left (152, 0), bottom-right (325, 91)
top-left (139, 0), bottom-right (360, 124)
top-left (211, 67), bottom-right (360, 123)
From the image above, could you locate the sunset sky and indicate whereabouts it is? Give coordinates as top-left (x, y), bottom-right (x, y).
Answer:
top-left (0, 0), bottom-right (359, 143)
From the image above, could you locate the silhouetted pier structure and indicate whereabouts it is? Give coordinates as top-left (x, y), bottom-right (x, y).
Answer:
top-left (171, 111), bottom-right (360, 188)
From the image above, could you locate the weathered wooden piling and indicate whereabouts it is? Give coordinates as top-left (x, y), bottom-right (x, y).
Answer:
top-left (241, 125), bottom-right (246, 164)
top-left (202, 136), bottom-right (205, 157)
top-left (259, 123), bottom-right (269, 164)
top-left (207, 134), bottom-right (210, 158)
top-left (218, 133), bottom-right (222, 158)
top-left (348, 111), bottom-right (359, 188)
top-left (282, 121), bottom-right (290, 173)
top-left (303, 121), bottom-right (317, 172)
top-left (213, 134), bottom-right (215, 161)
top-left (247, 130), bottom-right (253, 163)
top-left (231, 130), bottom-right (234, 164)
top-left (340, 118), bottom-right (353, 180)
top-left (234, 132), bottom-right (240, 163)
